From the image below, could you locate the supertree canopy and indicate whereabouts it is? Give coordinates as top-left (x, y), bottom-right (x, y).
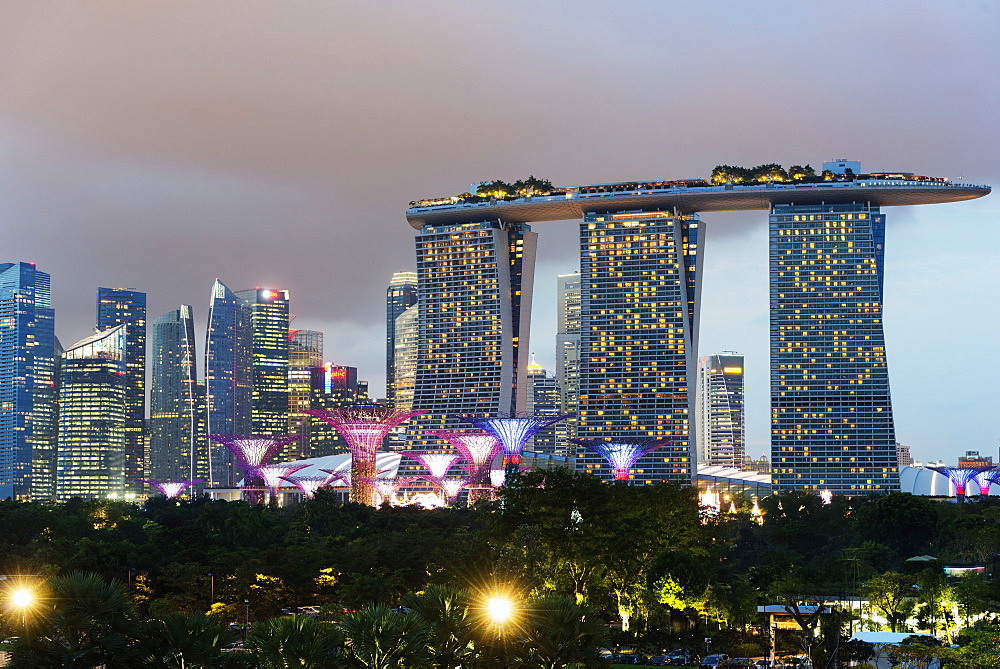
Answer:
top-left (570, 437), bottom-right (672, 482)
top-left (975, 469), bottom-right (1000, 496)
top-left (205, 434), bottom-right (303, 478)
top-left (455, 413), bottom-right (572, 475)
top-left (439, 477), bottom-right (469, 504)
top-left (146, 480), bottom-right (200, 499)
top-left (928, 466), bottom-right (996, 500)
top-left (406, 451), bottom-right (463, 481)
top-left (306, 406), bottom-right (422, 506)
top-left (431, 431), bottom-right (501, 482)
top-left (257, 463), bottom-right (311, 496)
top-left (281, 475), bottom-right (334, 500)
top-left (371, 477), bottom-right (415, 506)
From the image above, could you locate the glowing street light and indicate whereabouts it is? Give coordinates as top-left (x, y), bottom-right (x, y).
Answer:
top-left (9, 587), bottom-right (35, 627)
top-left (487, 596), bottom-right (513, 625)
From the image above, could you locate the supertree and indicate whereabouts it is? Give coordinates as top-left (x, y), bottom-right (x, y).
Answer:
top-left (319, 468), bottom-right (351, 487)
top-left (370, 477), bottom-right (415, 506)
top-left (569, 437), bottom-right (672, 483)
top-left (281, 475), bottom-right (335, 500)
top-left (406, 451), bottom-right (463, 481)
top-left (455, 412), bottom-right (572, 478)
top-left (439, 478), bottom-right (469, 505)
top-left (146, 480), bottom-right (200, 499)
top-left (256, 463), bottom-right (310, 504)
top-left (431, 431), bottom-right (501, 481)
top-left (974, 469), bottom-right (1000, 496)
top-left (206, 434), bottom-right (303, 502)
top-left (928, 466), bottom-right (994, 501)
top-left (305, 406), bottom-right (422, 506)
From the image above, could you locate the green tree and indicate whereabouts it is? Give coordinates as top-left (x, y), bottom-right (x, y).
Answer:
top-left (515, 594), bottom-right (611, 669)
top-left (244, 614), bottom-right (345, 668)
top-left (340, 605), bottom-right (430, 668)
top-left (855, 493), bottom-right (937, 556)
top-left (864, 572), bottom-right (915, 632)
top-left (140, 612), bottom-right (236, 667)
top-left (403, 585), bottom-right (477, 668)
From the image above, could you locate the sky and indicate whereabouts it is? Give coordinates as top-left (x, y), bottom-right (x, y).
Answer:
top-left (3, 1), bottom-right (999, 465)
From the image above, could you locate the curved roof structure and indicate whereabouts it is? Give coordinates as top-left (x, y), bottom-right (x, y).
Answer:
top-left (406, 178), bottom-right (990, 229)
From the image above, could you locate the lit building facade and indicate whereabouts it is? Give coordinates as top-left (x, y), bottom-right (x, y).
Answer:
top-left (96, 287), bottom-right (146, 497)
top-left (392, 305), bottom-right (419, 412)
top-left (288, 329), bottom-right (324, 460)
top-left (235, 288), bottom-right (291, 442)
top-left (0, 262), bottom-right (57, 501)
top-left (150, 305), bottom-right (201, 482)
top-left (526, 356), bottom-right (562, 455)
top-left (576, 211), bottom-right (700, 483)
top-left (56, 325), bottom-right (127, 501)
top-left (205, 280), bottom-right (252, 487)
top-left (556, 272), bottom-right (581, 443)
top-left (409, 220), bottom-right (537, 445)
top-left (696, 353), bottom-right (745, 467)
top-left (308, 364), bottom-right (367, 457)
top-left (386, 271), bottom-right (418, 406)
top-left (769, 202), bottom-right (900, 494)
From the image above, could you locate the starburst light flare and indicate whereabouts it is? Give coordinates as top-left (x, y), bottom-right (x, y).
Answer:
top-left (569, 438), bottom-right (671, 481)
top-left (147, 480), bottom-right (201, 499)
top-left (456, 413), bottom-right (572, 476)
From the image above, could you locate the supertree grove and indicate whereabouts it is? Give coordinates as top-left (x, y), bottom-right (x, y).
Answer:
top-left (975, 469), bottom-right (1000, 496)
top-left (256, 463), bottom-right (311, 503)
top-left (281, 475), bottom-right (335, 500)
top-left (406, 451), bottom-right (463, 480)
top-left (305, 406), bottom-right (422, 506)
top-left (205, 434), bottom-right (303, 503)
top-left (439, 477), bottom-right (469, 504)
top-left (370, 477), bottom-right (415, 506)
top-left (928, 465), bottom-right (996, 501)
top-left (430, 432), bottom-right (501, 503)
top-left (146, 480), bottom-right (200, 499)
top-left (569, 437), bottom-right (672, 482)
top-left (455, 413), bottom-right (571, 478)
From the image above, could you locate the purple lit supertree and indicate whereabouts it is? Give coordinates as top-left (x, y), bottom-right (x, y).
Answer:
top-left (371, 477), bottom-right (415, 506)
top-left (439, 477), bottom-right (469, 505)
top-left (406, 451), bottom-right (463, 481)
top-left (206, 434), bottom-right (303, 503)
top-left (281, 475), bottom-right (334, 500)
top-left (256, 463), bottom-right (310, 503)
top-left (319, 468), bottom-right (351, 488)
top-left (974, 469), bottom-right (1000, 496)
top-left (430, 431), bottom-right (502, 504)
top-left (305, 406), bottom-right (422, 506)
top-left (928, 466), bottom-right (995, 501)
top-left (570, 438), bottom-right (672, 483)
top-left (146, 480), bottom-right (201, 499)
top-left (455, 413), bottom-right (572, 478)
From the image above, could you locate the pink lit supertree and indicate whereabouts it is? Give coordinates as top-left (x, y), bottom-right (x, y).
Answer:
top-left (456, 413), bottom-right (571, 479)
top-left (146, 480), bottom-right (201, 499)
top-left (319, 468), bottom-right (351, 488)
top-left (256, 463), bottom-right (310, 504)
top-left (439, 478), bottom-right (469, 505)
top-left (306, 406), bottom-right (422, 505)
top-left (371, 477), bottom-right (415, 506)
top-left (206, 434), bottom-right (303, 502)
top-left (570, 438), bottom-right (672, 483)
top-left (281, 475), bottom-right (335, 500)
top-left (406, 451), bottom-right (463, 481)
top-left (431, 432), bottom-right (502, 504)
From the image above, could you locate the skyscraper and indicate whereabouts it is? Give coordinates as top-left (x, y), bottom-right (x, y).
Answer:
top-left (288, 328), bottom-right (323, 459)
top-left (56, 325), bottom-right (127, 501)
top-left (576, 211), bottom-right (700, 483)
top-left (235, 288), bottom-right (290, 442)
top-left (696, 353), bottom-right (745, 467)
top-left (409, 220), bottom-right (536, 444)
top-left (525, 355), bottom-right (562, 455)
top-left (0, 262), bottom-right (57, 501)
top-left (392, 305), bottom-right (419, 412)
top-left (149, 306), bottom-right (200, 482)
top-left (386, 272), bottom-right (418, 407)
top-left (556, 272), bottom-right (581, 443)
top-left (96, 287), bottom-right (146, 497)
top-left (205, 280), bottom-right (252, 487)
top-left (769, 202), bottom-right (900, 493)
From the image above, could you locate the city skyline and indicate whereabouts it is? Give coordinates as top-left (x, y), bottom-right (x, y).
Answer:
top-left (3, 2), bottom-right (998, 466)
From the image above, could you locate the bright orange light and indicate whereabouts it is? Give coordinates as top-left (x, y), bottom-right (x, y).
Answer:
top-left (11, 588), bottom-right (34, 609)
top-left (487, 597), bottom-right (513, 624)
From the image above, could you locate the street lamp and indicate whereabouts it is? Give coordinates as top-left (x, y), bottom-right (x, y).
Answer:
top-left (244, 599), bottom-right (250, 641)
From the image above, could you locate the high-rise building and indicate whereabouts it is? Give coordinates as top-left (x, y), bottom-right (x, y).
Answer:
top-left (235, 288), bottom-right (290, 442)
top-left (576, 211), bottom-right (700, 483)
top-left (386, 272), bottom-right (418, 406)
top-left (769, 202), bottom-right (900, 493)
top-left (0, 262), bottom-right (57, 501)
top-left (149, 306), bottom-right (201, 482)
top-left (958, 451), bottom-right (991, 469)
top-left (696, 353), bottom-right (745, 467)
top-left (896, 443), bottom-right (912, 468)
top-left (56, 325), bottom-right (127, 501)
top-left (288, 329), bottom-right (323, 459)
top-left (556, 272), bottom-right (581, 443)
top-left (409, 220), bottom-right (537, 445)
top-left (526, 355), bottom-right (562, 455)
top-left (96, 287), bottom-right (146, 497)
top-left (309, 364), bottom-right (368, 457)
top-left (392, 305), bottom-right (419, 412)
top-left (205, 280), bottom-right (252, 487)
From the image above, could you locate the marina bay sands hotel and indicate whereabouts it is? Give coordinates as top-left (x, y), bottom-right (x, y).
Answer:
top-left (404, 161), bottom-right (990, 494)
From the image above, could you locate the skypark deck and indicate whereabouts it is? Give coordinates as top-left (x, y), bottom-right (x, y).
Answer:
top-left (405, 178), bottom-right (990, 229)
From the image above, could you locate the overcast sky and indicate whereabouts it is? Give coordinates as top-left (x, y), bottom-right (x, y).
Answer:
top-left (3, 1), bottom-right (998, 465)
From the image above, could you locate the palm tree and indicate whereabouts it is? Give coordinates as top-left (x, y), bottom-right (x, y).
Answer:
top-left (141, 612), bottom-right (237, 667)
top-left (340, 605), bottom-right (430, 668)
top-left (403, 585), bottom-right (477, 667)
top-left (244, 614), bottom-right (345, 668)
top-left (516, 594), bottom-right (610, 669)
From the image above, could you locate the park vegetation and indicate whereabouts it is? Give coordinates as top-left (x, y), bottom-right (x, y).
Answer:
top-left (2, 469), bottom-right (1000, 666)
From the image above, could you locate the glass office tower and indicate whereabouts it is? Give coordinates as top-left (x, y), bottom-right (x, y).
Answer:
top-left (769, 203), bottom-right (900, 494)
top-left (556, 272), bottom-right (581, 444)
top-left (409, 220), bottom-right (537, 446)
top-left (0, 262), bottom-right (57, 501)
top-left (386, 272), bottom-right (418, 406)
top-left (150, 305), bottom-right (201, 482)
top-left (235, 288), bottom-right (290, 443)
top-left (56, 325), bottom-right (127, 501)
top-left (576, 211), bottom-right (700, 483)
top-left (392, 305), bottom-right (419, 412)
top-left (205, 280), bottom-right (252, 487)
top-left (696, 353), bottom-right (745, 467)
top-left (288, 328), bottom-right (323, 459)
top-left (96, 287), bottom-right (146, 497)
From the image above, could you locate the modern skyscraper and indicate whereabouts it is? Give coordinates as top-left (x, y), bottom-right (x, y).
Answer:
top-left (576, 211), bottom-right (700, 483)
top-left (288, 328), bottom-right (323, 459)
top-left (556, 272), bottom-right (581, 443)
top-left (308, 364), bottom-right (367, 457)
top-left (235, 288), bottom-right (290, 441)
top-left (525, 355), bottom-right (562, 455)
top-left (96, 287), bottom-right (146, 497)
top-left (149, 306), bottom-right (200, 482)
top-left (769, 202), bottom-right (900, 493)
top-left (695, 353), bottom-right (745, 467)
top-left (0, 262), bottom-right (57, 501)
top-left (56, 325), bottom-right (127, 501)
top-left (205, 280), bottom-right (252, 487)
top-left (392, 305), bottom-right (419, 412)
top-left (386, 272), bottom-right (418, 406)
top-left (409, 220), bottom-right (536, 445)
